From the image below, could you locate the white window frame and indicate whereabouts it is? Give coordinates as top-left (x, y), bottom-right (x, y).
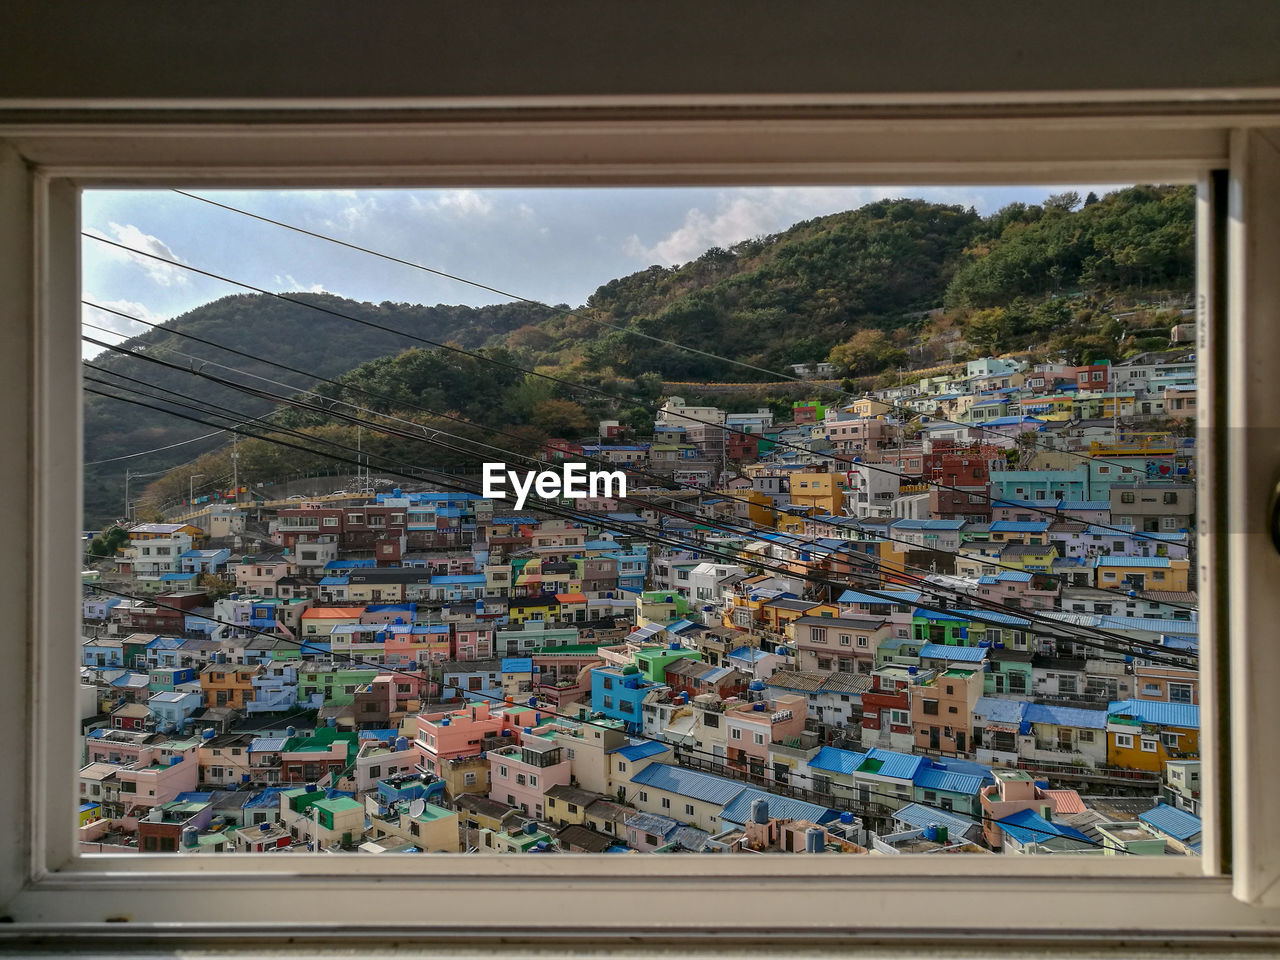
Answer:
top-left (3, 12), bottom-right (1279, 951)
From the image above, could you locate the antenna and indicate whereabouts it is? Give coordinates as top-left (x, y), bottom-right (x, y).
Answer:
top-left (408, 798), bottom-right (426, 818)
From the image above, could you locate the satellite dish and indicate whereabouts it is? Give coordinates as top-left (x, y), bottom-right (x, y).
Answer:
top-left (408, 799), bottom-right (425, 818)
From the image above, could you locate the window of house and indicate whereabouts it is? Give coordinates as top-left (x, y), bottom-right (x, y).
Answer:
top-left (1115, 734), bottom-right (1135, 749)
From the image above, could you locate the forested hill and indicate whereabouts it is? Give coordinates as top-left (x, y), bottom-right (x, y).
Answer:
top-left (83, 293), bottom-right (554, 524)
top-left (86, 185), bottom-right (1194, 526)
top-left (514, 185), bottom-right (1194, 379)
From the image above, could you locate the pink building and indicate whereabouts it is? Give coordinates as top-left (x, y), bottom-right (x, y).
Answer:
top-left (81, 730), bottom-right (200, 829)
top-left (724, 694), bottom-right (807, 776)
top-left (979, 769), bottom-right (1085, 850)
top-left (487, 735), bottom-right (572, 819)
top-left (415, 700), bottom-right (538, 777)
top-left (231, 553), bottom-right (297, 597)
top-left (451, 621), bottom-right (494, 661)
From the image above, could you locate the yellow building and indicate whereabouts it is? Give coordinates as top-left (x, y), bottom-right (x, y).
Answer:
top-left (1106, 699), bottom-right (1199, 772)
top-left (1094, 557), bottom-right (1190, 593)
top-left (787, 471), bottom-right (844, 516)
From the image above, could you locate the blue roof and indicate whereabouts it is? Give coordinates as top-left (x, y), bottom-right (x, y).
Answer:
top-left (1095, 556), bottom-right (1173, 567)
top-left (863, 748), bottom-right (927, 781)
top-left (893, 803), bottom-right (979, 836)
top-left (1059, 500), bottom-right (1112, 510)
top-left (839, 589), bottom-right (922, 605)
top-left (613, 740), bottom-right (668, 762)
top-left (999, 808), bottom-right (1094, 847)
top-left (1107, 699), bottom-right (1200, 728)
top-left (431, 574), bottom-right (486, 585)
top-left (1023, 703), bottom-right (1107, 729)
top-left (912, 765), bottom-right (986, 796)
top-left (955, 609), bottom-right (1031, 626)
top-left (629, 762), bottom-right (745, 806)
top-left (980, 416), bottom-right (1046, 427)
top-left (243, 787), bottom-right (290, 809)
top-left (809, 746), bottom-right (866, 776)
top-left (918, 643), bottom-right (986, 662)
top-left (989, 521), bottom-right (1051, 532)
top-left (973, 697), bottom-right (1027, 724)
top-left (729, 646), bottom-right (772, 663)
top-left (1139, 803), bottom-right (1202, 841)
top-left (318, 576), bottom-right (348, 586)
top-left (501, 657), bottom-right (533, 673)
top-left (720, 788), bottom-right (840, 827)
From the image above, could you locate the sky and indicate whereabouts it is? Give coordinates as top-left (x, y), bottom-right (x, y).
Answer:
top-left (81, 183), bottom-right (1127, 358)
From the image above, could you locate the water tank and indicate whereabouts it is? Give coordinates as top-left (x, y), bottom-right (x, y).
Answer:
top-left (523, 821), bottom-right (538, 836)
top-left (839, 811), bottom-right (855, 825)
top-left (305, 783), bottom-right (317, 793)
top-left (241, 773), bottom-right (250, 783)
top-left (441, 718), bottom-right (451, 726)
top-left (523, 726), bottom-right (533, 735)
top-left (907, 666), bottom-right (918, 675)
top-left (502, 729), bottom-right (512, 737)
top-left (804, 827), bottom-right (825, 853)
top-left (527, 697), bottom-right (537, 708)
top-left (935, 824), bottom-right (949, 844)
top-left (749, 680), bottom-right (765, 692)
top-left (285, 726), bottom-right (296, 738)
top-left (148, 807), bottom-right (163, 823)
top-left (259, 821), bottom-right (271, 833)
top-left (327, 716), bottom-right (337, 727)
top-left (395, 736), bottom-right (409, 752)
top-left (750, 798), bottom-right (769, 824)
top-left (925, 824), bottom-right (938, 842)
top-left (622, 665), bottom-right (640, 676)
top-left (753, 702), bottom-right (765, 711)
top-left (201, 728), bottom-right (216, 740)
top-left (181, 826), bottom-right (199, 849)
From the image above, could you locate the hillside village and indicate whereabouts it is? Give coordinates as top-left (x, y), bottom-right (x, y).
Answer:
top-left (79, 346), bottom-right (1201, 857)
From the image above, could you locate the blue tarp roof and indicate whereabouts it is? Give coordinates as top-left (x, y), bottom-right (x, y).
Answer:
top-left (989, 521), bottom-right (1051, 532)
top-left (318, 576), bottom-right (349, 586)
top-left (501, 657), bottom-right (533, 673)
top-left (999, 808), bottom-right (1094, 847)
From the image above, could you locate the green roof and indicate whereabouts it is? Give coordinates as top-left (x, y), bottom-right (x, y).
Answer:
top-left (413, 803), bottom-right (454, 823)
top-left (313, 796), bottom-right (362, 814)
top-left (530, 643), bottom-right (605, 655)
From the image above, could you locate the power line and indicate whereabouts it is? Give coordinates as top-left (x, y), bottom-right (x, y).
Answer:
top-left (81, 365), bottom-right (1196, 667)
top-left (79, 301), bottom-right (1200, 616)
top-left (168, 188), bottom-right (1172, 477)
top-left (79, 232), bottom-right (1190, 551)
top-left (82, 578), bottom-right (1138, 854)
top-left (81, 345), bottom-right (1197, 665)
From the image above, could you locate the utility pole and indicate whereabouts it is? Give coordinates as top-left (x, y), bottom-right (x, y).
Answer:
top-left (231, 434), bottom-right (240, 505)
top-left (189, 473), bottom-right (204, 507)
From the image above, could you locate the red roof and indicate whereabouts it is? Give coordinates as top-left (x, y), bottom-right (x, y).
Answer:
top-left (555, 593), bottom-right (588, 604)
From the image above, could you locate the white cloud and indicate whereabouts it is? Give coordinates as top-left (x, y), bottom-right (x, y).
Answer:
top-left (319, 196), bottom-right (381, 233)
top-left (416, 189), bottom-right (495, 218)
top-left (84, 222), bottom-right (189, 286)
top-left (81, 298), bottom-right (168, 359)
top-left (626, 186), bottom-right (991, 266)
top-left (273, 273), bottom-right (329, 294)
